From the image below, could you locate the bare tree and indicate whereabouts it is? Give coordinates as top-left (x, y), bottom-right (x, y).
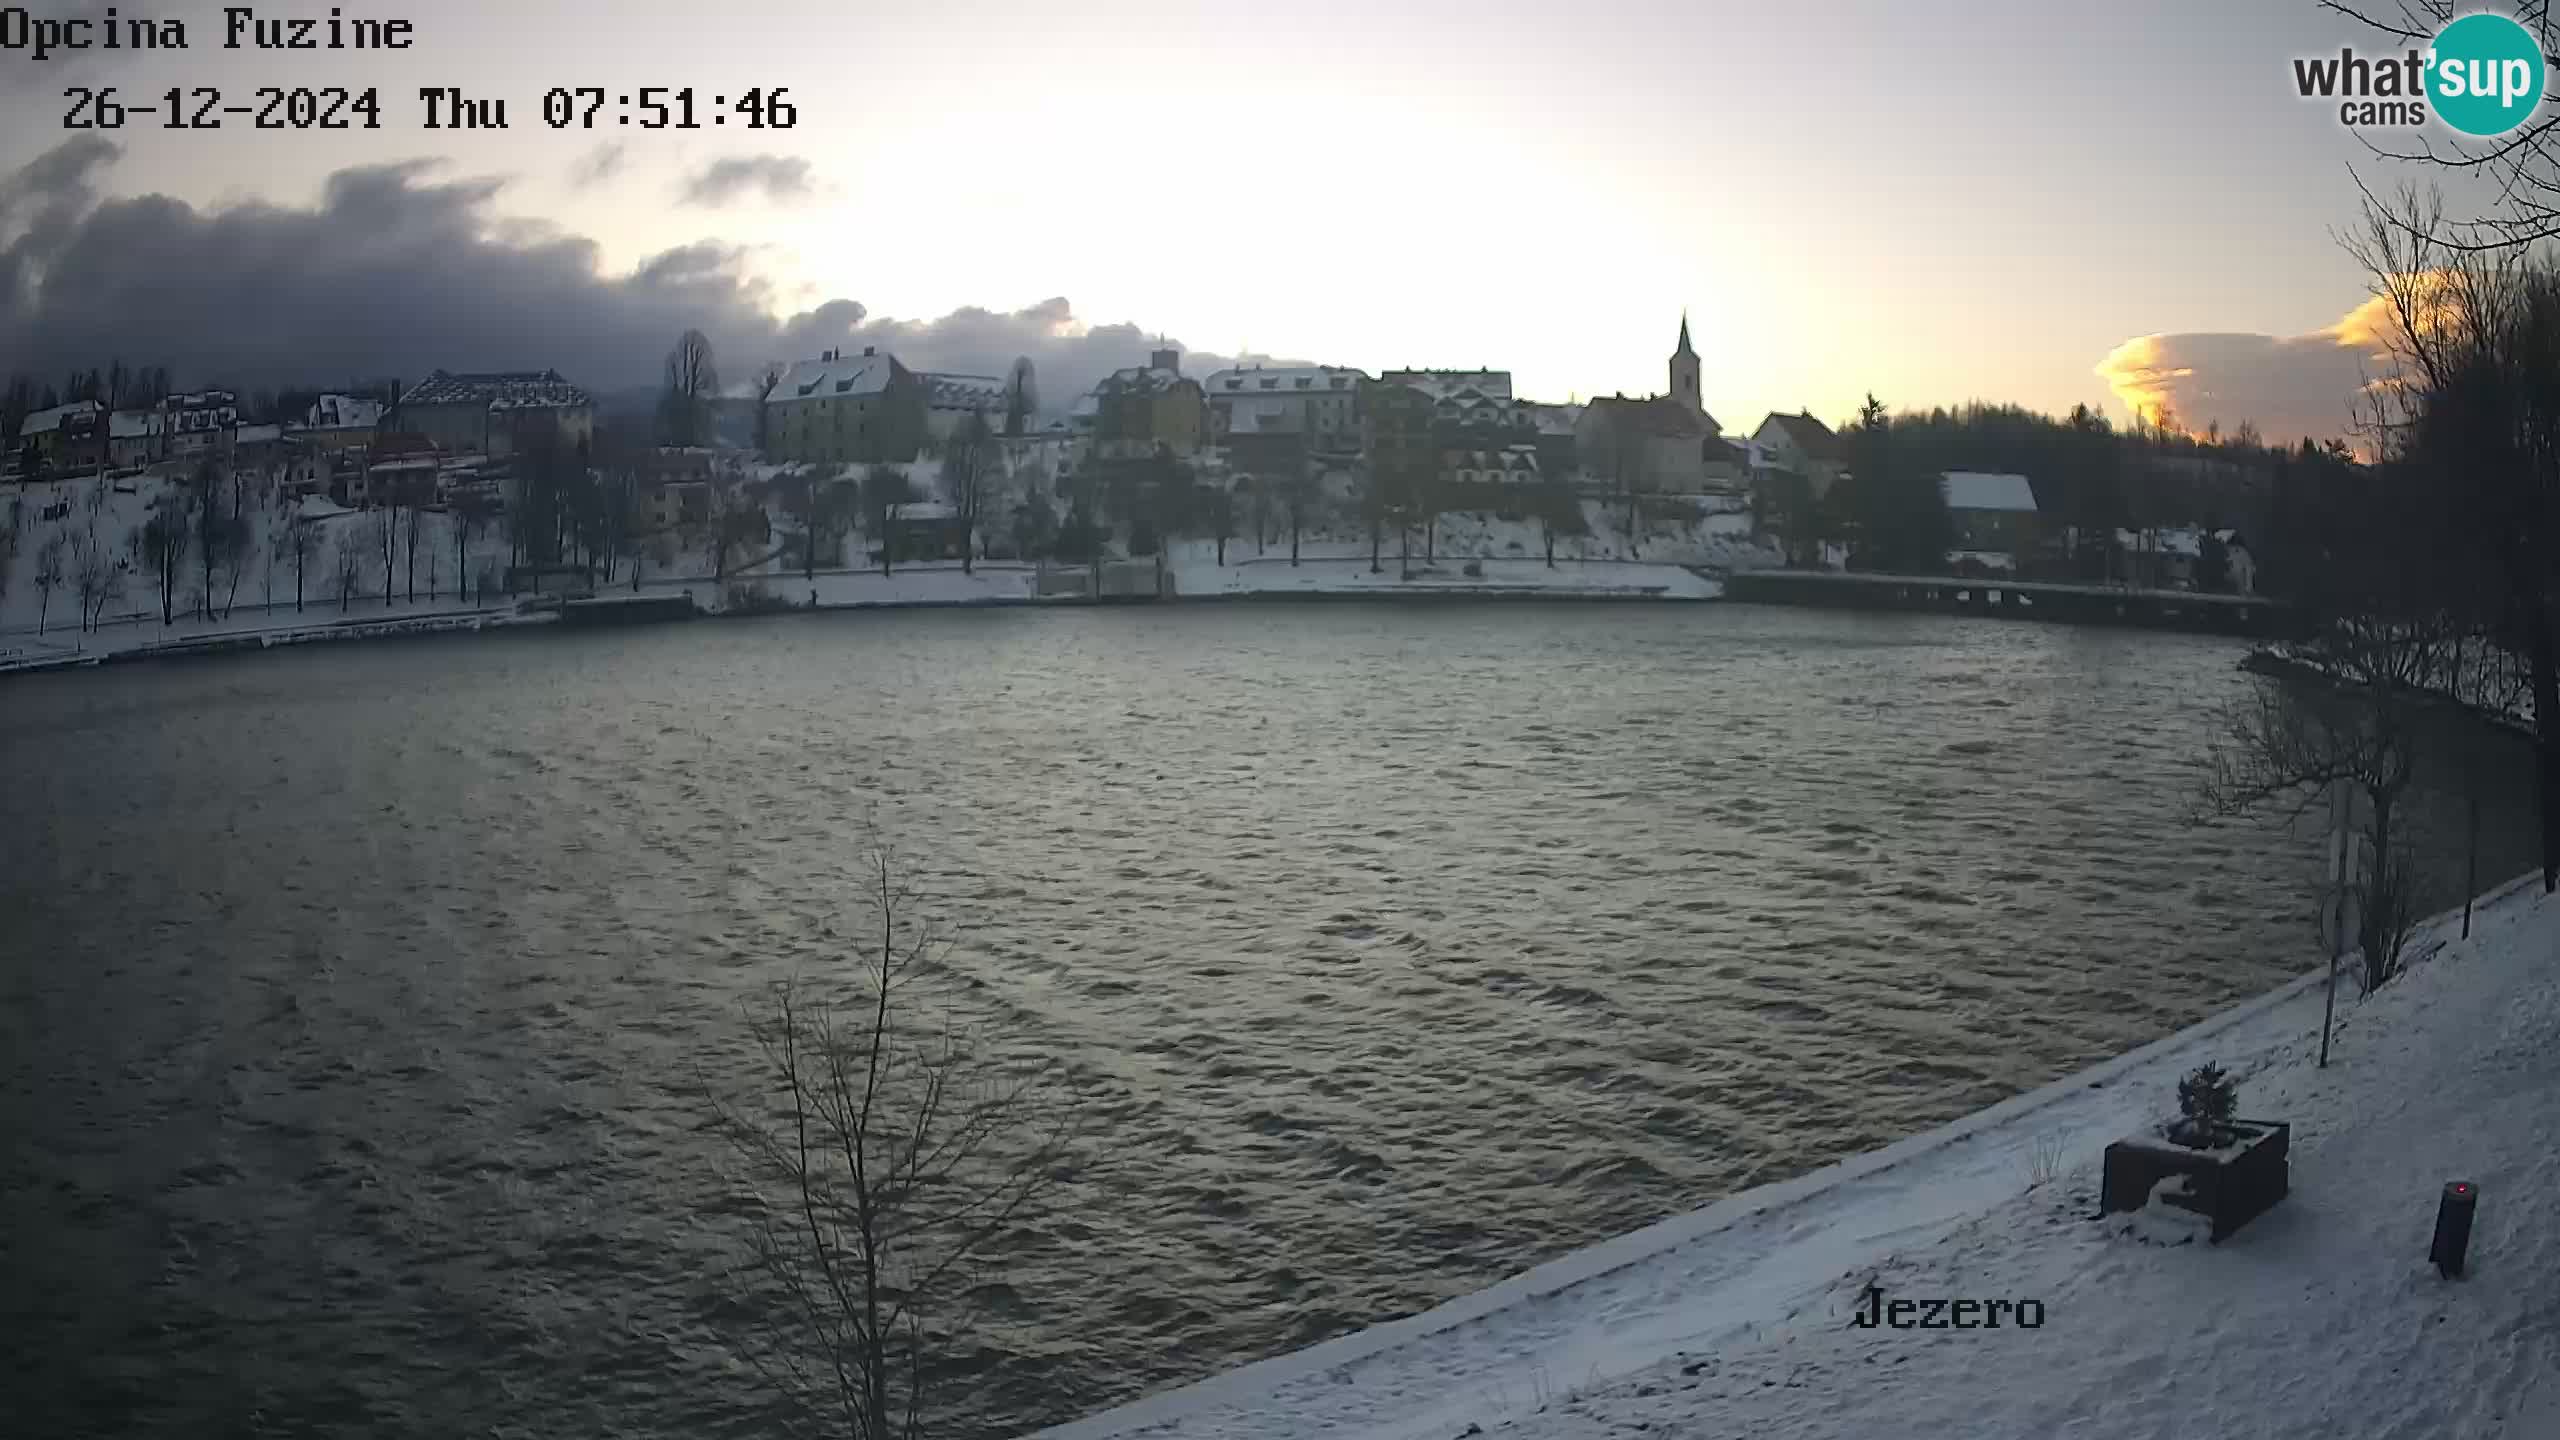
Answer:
top-left (1002, 357), bottom-right (1037, 439)
top-left (191, 461), bottom-right (225, 622)
top-left (70, 528), bottom-right (123, 631)
top-left (662, 329), bottom-right (722, 448)
top-left (946, 412), bottom-right (994, 575)
top-left (2346, 190), bottom-right (2560, 890)
top-left (754, 361), bottom-right (786, 454)
top-left (33, 529), bottom-right (65, 634)
top-left (282, 514), bottom-right (319, 613)
top-left (712, 843), bottom-right (1084, 1440)
top-left (2201, 596), bottom-right (2448, 1046)
top-left (331, 535), bottom-right (364, 613)
top-left (140, 500), bottom-right (187, 626)
top-left (2324, 2), bottom-right (2560, 252)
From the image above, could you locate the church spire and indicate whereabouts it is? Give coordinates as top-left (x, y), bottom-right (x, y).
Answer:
top-left (1669, 308), bottom-right (1701, 415)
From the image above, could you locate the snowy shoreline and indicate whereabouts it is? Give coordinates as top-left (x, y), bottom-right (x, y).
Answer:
top-left (1025, 868), bottom-right (2560, 1440)
top-left (0, 561), bottom-right (1722, 677)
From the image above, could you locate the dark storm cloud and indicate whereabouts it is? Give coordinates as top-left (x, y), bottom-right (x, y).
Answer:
top-left (0, 141), bottom-right (1280, 405)
top-left (568, 143), bottom-right (626, 191)
top-left (679, 154), bottom-right (815, 207)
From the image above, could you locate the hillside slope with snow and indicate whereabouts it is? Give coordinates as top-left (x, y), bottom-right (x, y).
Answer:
top-left (1032, 875), bottom-right (2560, 1440)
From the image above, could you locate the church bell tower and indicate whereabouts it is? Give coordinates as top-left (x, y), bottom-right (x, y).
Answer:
top-left (1670, 311), bottom-right (1701, 415)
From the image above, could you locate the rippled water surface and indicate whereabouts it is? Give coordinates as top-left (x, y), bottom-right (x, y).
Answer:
top-left (1, 604), bottom-right (2536, 1439)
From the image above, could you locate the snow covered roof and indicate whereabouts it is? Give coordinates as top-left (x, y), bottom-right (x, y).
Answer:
top-left (1520, 402), bottom-right (1583, 436)
top-left (400, 370), bottom-right (589, 411)
top-left (889, 500), bottom-right (957, 521)
top-left (305, 394), bottom-right (383, 431)
top-left (1380, 369), bottom-right (1513, 403)
top-left (1756, 411), bottom-right (1841, 461)
top-left (20, 401), bottom-right (101, 436)
top-left (1204, 365), bottom-right (1366, 395)
top-left (1939, 471), bottom-right (2038, 513)
top-left (1095, 365), bottom-right (1188, 395)
top-left (920, 372), bottom-right (1006, 411)
top-left (109, 410), bottom-right (164, 440)
top-left (235, 423), bottom-right (282, 445)
top-left (773, 352), bottom-right (899, 404)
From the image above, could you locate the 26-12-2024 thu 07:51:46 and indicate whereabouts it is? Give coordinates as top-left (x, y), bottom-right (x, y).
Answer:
top-left (59, 84), bottom-right (799, 130)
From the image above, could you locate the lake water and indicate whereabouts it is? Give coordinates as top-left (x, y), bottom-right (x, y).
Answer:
top-left (0, 604), bottom-right (2536, 1438)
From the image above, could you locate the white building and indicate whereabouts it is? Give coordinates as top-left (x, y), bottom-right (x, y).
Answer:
top-left (919, 372), bottom-right (1008, 439)
top-left (1379, 369), bottom-right (1519, 428)
top-left (1203, 365), bottom-right (1368, 451)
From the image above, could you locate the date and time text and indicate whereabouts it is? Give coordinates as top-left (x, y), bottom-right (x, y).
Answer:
top-left (60, 86), bottom-right (800, 132)
top-left (6, 4), bottom-right (799, 132)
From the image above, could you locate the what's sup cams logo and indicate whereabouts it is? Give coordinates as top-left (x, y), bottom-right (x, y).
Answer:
top-left (2294, 12), bottom-right (2548, 135)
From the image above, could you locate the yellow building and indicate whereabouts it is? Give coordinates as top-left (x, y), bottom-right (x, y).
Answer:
top-left (764, 348), bottom-right (928, 465)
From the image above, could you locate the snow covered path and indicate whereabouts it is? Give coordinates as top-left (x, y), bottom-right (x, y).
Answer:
top-left (1032, 874), bottom-right (2560, 1440)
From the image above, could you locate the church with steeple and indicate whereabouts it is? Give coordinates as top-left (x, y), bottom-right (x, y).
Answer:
top-left (1670, 310), bottom-right (1702, 418)
top-left (1569, 310), bottom-right (1732, 494)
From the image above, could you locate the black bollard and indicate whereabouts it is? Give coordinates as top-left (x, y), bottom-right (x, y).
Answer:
top-left (2429, 1181), bottom-right (2478, 1278)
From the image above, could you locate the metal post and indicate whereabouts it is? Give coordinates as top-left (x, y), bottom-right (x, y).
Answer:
top-left (2320, 782), bottom-right (2347, 1069)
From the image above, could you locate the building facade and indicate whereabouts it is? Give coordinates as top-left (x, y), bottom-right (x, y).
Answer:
top-left (1752, 411), bottom-right (1847, 498)
top-left (396, 371), bottom-right (593, 458)
top-left (919, 372), bottom-right (1008, 440)
top-left (764, 348), bottom-right (927, 465)
top-left (1203, 365), bottom-right (1367, 452)
top-left (1087, 348), bottom-right (1207, 460)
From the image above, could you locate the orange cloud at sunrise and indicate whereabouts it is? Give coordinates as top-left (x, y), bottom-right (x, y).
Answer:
top-left (2092, 293), bottom-right (2408, 446)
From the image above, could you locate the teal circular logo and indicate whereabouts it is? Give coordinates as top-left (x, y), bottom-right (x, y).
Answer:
top-left (2430, 13), bottom-right (2547, 136)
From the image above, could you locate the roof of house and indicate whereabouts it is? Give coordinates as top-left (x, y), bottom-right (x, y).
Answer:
top-left (20, 401), bottom-right (102, 436)
top-left (1204, 365), bottom-right (1367, 395)
top-left (400, 370), bottom-right (590, 410)
top-left (305, 394), bottom-right (384, 431)
top-left (110, 410), bottom-right (165, 440)
top-left (770, 351), bottom-right (903, 404)
top-left (235, 423), bottom-right (283, 445)
top-left (1519, 401), bottom-right (1584, 435)
top-left (1586, 395), bottom-right (1711, 439)
top-left (1757, 411), bottom-right (1841, 461)
top-left (1095, 365), bottom-right (1189, 395)
top-left (1380, 369), bottom-right (1513, 402)
top-left (1704, 436), bottom-right (1748, 466)
top-left (919, 372), bottom-right (1007, 410)
top-left (1940, 471), bottom-right (2040, 513)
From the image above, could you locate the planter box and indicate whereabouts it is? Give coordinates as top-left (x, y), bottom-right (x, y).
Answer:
top-left (2099, 1118), bottom-right (2290, 1243)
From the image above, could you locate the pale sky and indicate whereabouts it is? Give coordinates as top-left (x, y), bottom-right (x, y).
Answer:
top-left (0, 0), bottom-right (2512, 440)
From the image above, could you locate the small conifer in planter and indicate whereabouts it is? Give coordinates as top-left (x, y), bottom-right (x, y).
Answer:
top-left (2168, 1062), bottom-right (2239, 1149)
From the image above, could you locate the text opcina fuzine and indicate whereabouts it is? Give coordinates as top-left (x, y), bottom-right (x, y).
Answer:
top-left (3, 7), bottom-right (418, 63)
top-left (1851, 1290), bottom-right (2046, 1330)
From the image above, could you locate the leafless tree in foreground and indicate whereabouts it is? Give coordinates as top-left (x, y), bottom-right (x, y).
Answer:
top-left (714, 845), bottom-right (1085, 1440)
top-left (2323, 1), bottom-right (2560, 252)
top-left (2201, 610), bottom-right (2448, 1012)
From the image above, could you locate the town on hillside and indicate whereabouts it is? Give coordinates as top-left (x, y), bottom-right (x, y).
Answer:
top-left (0, 316), bottom-right (2305, 651)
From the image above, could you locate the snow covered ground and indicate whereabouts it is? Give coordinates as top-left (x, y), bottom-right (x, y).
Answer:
top-left (1162, 544), bottom-right (1719, 600)
top-left (0, 473), bottom-right (522, 671)
top-left (1031, 872), bottom-right (2560, 1440)
top-left (664, 563), bottom-right (1044, 611)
